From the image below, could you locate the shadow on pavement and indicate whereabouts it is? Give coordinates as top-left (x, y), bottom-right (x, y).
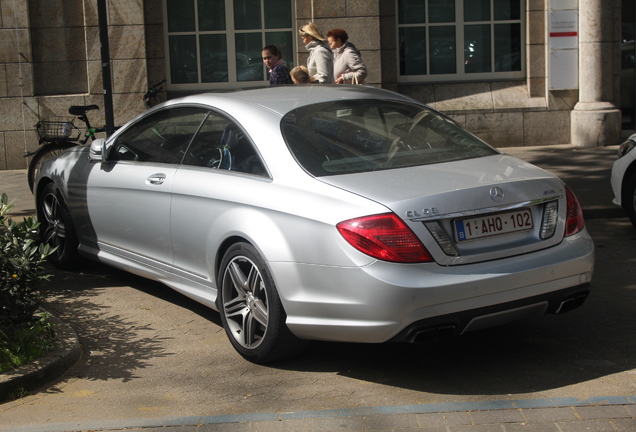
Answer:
top-left (41, 260), bottom-right (221, 387)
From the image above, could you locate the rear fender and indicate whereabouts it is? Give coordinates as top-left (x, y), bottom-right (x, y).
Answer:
top-left (207, 206), bottom-right (376, 288)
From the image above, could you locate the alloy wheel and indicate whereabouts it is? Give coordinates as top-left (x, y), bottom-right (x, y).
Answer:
top-left (41, 192), bottom-right (67, 262)
top-left (221, 256), bottom-right (269, 349)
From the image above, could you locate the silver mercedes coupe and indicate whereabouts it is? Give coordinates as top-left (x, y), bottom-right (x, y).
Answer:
top-left (35, 86), bottom-right (595, 363)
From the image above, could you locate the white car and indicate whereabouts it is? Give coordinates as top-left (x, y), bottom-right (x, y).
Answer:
top-left (611, 132), bottom-right (636, 228)
top-left (35, 86), bottom-right (595, 363)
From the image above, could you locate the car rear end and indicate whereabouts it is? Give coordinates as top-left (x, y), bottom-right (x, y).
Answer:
top-left (275, 96), bottom-right (594, 343)
top-left (278, 159), bottom-right (594, 343)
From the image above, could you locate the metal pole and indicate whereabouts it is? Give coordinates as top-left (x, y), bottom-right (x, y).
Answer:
top-left (97, 0), bottom-right (115, 136)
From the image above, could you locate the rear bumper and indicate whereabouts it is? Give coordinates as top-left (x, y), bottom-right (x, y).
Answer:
top-left (388, 283), bottom-right (589, 343)
top-left (271, 229), bottom-right (594, 343)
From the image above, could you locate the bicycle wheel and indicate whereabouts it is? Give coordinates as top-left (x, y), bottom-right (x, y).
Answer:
top-left (28, 142), bottom-right (75, 193)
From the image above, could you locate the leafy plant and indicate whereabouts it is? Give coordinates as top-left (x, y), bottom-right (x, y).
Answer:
top-left (0, 313), bottom-right (57, 373)
top-left (0, 192), bottom-right (55, 326)
top-left (0, 193), bottom-right (58, 376)
top-left (8, 387), bottom-right (28, 399)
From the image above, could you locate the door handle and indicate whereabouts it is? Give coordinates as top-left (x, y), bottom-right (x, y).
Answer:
top-left (146, 173), bottom-right (166, 185)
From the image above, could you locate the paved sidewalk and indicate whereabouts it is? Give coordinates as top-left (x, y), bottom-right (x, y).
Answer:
top-left (1, 144), bottom-right (634, 432)
top-left (3, 396), bottom-right (636, 431)
top-left (1, 170), bottom-right (33, 219)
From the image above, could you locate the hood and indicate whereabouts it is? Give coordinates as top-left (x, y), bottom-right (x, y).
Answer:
top-left (306, 39), bottom-right (329, 50)
top-left (337, 41), bottom-right (361, 56)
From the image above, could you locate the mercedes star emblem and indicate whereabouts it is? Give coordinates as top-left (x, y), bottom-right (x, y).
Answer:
top-left (490, 186), bottom-right (504, 202)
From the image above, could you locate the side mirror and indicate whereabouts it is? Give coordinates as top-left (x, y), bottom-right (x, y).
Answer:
top-left (89, 138), bottom-right (107, 161)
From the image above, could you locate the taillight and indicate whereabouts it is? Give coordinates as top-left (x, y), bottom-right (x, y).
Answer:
top-left (337, 213), bottom-right (433, 263)
top-left (565, 186), bottom-right (585, 237)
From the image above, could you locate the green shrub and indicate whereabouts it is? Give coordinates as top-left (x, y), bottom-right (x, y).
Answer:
top-left (0, 193), bottom-right (54, 326)
top-left (0, 313), bottom-right (56, 372)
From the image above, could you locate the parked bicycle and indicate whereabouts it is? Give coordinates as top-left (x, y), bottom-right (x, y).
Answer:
top-left (26, 80), bottom-right (166, 192)
top-left (26, 105), bottom-right (105, 192)
top-left (144, 79), bottom-right (166, 108)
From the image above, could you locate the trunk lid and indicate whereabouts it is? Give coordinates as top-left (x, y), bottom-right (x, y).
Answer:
top-left (320, 154), bottom-right (568, 265)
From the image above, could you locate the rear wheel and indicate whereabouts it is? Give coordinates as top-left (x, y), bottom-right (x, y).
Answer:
top-left (28, 142), bottom-right (75, 193)
top-left (218, 242), bottom-right (306, 363)
top-left (625, 173), bottom-right (636, 229)
top-left (38, 183), bottom-right (81, 270)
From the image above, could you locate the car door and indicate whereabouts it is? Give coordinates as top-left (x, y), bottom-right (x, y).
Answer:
top-left (170, 111), bottom-right (269, 283)
top-left (83, 106), bottom-right (209, 269)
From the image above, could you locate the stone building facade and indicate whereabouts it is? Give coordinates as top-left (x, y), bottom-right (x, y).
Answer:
top-left (0, 0), bottom-right (624, 170)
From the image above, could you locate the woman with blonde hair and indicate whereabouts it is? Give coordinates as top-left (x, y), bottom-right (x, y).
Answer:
top-left (326, 28), bottom-right (367, 84)
top-left (298, 22), bottom-right (334, 84)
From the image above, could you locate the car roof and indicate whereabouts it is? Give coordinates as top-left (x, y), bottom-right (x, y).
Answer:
top-left (162, 85), bottom-right (416, 116)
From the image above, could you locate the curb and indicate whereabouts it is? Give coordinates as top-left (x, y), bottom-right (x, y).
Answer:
top-left (0, 311), bottom-right (80, 401)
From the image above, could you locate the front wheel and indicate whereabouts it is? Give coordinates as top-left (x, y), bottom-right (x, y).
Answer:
top-left (38, 183), bottom-right (81, 270)
top-left (218, 243), bottom-right (306, 363)
top-left (28, 142), bottom-right (75, 193)
top-left (625, 173), bottom-right (636, 229)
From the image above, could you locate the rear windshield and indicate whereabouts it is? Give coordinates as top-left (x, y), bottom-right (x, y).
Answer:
top-left (281, 99), bottom-right (499, 176)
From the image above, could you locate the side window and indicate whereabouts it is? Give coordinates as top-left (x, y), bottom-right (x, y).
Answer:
top-left (183, 112), bottom-right (267, 176)
top-left (111, 108), bottom-right (209, 163)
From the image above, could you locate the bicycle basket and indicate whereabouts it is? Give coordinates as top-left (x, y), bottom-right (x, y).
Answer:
top-left (35, 118), bottom-right (80, 141)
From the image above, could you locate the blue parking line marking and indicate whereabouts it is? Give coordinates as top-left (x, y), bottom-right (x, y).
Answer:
top-left (4, 396), bottom-right (636, 432)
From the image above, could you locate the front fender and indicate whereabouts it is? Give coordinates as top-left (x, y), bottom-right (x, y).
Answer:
top-left (35, 146), bottom-right (92, 218)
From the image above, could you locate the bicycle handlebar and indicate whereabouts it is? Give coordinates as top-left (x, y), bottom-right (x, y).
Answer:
top-left (144, 79), bottom-right (166, 100)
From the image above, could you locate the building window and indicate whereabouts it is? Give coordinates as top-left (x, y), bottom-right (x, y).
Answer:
top-left (397, 0), bottom-right (524, 83)
top-left (164, 0), bottom-right (294, 90)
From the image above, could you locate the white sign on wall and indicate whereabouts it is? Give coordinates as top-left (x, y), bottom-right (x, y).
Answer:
top-left (549, 10), bottom-right (578, 49)
top-left (550, 49), bottom-right (578, 90)
top-left (548, 1), bottom-right (579, 90)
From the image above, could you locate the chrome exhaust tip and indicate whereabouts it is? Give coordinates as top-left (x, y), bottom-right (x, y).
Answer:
top-left (554, 292), bottom-right (589, 314)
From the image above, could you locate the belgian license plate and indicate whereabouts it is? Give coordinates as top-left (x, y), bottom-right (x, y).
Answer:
top-left (455, 208), bottom-right (533, 242)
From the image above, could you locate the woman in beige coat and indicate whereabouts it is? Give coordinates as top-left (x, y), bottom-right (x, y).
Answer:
top-left (299, 23), bottom-right (334, 84)
top-left (326, 28), bottom-right (368, 84)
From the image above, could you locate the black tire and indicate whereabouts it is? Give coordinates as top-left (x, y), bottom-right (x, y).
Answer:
top-left (217, 242), bottom-right (307, 363)
top-left (38, 183), bottom-right (81, 270)
top-left (625, 172), bottom-right (636, 229)
top-left (28, 142), bottom-right (75, 193)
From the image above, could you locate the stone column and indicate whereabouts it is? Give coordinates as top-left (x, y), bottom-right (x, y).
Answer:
top-left (570, 0), bottom-right (621, 147)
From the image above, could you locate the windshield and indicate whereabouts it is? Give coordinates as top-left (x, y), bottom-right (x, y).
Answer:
top-left (281, 99), bottom-right (499, 176)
